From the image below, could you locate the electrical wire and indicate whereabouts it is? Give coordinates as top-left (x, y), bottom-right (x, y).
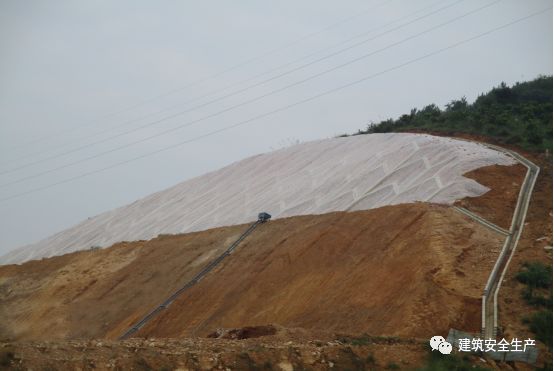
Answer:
top-left (5, 0), bottom-right (440, 167)
top-left (0, 0), bottom-right (497, 187)
top-left (3, 0), bottom-right (393, 152)
top-left (0, 5), bottom-right (548, 203)
top-left (0, 0), bottom-right (456, 173)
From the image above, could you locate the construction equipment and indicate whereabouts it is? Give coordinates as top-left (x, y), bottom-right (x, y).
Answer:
top-left (258, 212), bottom-right (271, 222)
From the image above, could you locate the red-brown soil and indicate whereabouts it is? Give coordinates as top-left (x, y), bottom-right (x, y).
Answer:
top-left (0, 225), bottom-right (250, 340)
top-left (0, 204), bottom-right (504, 343)
top-left (133, 204), bottom-right (503, 340)
top-left (455, 164), bottom-right (527, 230)
top-left (0, 148), bottom-right (550, 370)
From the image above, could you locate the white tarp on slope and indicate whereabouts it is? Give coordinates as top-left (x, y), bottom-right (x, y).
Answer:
top-left (1, 133), bottom-right (515, 264)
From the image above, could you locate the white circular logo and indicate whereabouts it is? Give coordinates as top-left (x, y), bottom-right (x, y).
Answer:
top-left (429, 335), bottom-right (445, 351)
top-left (430, 335), bottom-right (452, 355)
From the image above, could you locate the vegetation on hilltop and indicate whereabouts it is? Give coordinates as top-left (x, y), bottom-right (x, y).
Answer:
top-left (356, 76), bottom-right (552, 151)
top-left (517, 261), bottom-right (553, 351)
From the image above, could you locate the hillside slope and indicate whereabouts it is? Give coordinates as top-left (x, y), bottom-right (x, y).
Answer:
top-left (135, 203), bottom-right (504, 340)
top-left (0, 133), bottom-right (514, 265)
top-left (0, 203), bottom-right (505, 341)
top-left (1, 157), bottom-right (547, 370)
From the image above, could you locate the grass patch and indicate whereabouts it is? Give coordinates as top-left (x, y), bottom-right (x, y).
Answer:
top-left (134, 357), bottom-right (154, 371)
top-left (0, 350), bottom-right (15, 367)
top-left (351, 336), bottom-right (371, 346)
top-left (516, 262), bottom-right (552, 289)
top-left (522, 286), bottom-right (551, 307)
top-left (523, 310), bottom-right (553, 350)
top-left (516, 261), bottom-right (553, 351)
top-left (337, 334), bottom-right (371, 346)
top-left (417, 350), bottom-right (490, 371)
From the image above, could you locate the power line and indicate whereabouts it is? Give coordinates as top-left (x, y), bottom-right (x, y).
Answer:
top-left (0, 0), bottom-right (488, 186)
top-left (1, 6), bottom-right (548, 203)
top-left (5, 0), bottom-right (441, 168)
top-left (2, 0), bottom-right (454, 173)
top-left (3, 0), bottom-right (393, 153)
top-left (0, 0), bottom-right (499, 188)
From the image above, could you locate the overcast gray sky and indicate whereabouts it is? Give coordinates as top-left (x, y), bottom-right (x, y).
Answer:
top-left (0, 0), bottom-right (551, 256)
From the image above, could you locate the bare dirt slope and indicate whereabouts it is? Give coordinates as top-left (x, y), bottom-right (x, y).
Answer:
top-left (136, 204), bottom-right (504, 340)
top-left (0, 203), bottom-right (504, 342)
top-left (455, 163), bottom-right (527, 230)
top-left (0, 225), bottom-right (249, 340)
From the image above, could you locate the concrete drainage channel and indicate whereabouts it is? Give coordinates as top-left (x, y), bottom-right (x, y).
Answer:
top-left (479, 145), bottom-right (540, 340)
top-left (119, 212), bottom-right (272, 340)
top-left (450, 141), bottom-right (540, 364)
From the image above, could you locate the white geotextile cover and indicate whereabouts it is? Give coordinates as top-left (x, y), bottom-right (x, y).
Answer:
top-left (0, 133), bottom-right (515, 264)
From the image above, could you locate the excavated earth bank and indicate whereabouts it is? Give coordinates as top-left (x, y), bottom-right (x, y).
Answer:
top-left (1, 160), bottom-right (544, 370)
top-left (1, 203), bottom-right (503, 341)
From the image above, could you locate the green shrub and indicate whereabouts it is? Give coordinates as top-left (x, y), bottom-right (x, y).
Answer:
top-left (0, 350), bottom-right (15, 367)
top-left (523, 310), bottom-right (552, 350)
top-left (534, 362), bottom-right (553, 371)
top-left (417, 350), bottom-right (491, 371)
top-left (134, 358), bottom-right (153, 371)
top-left (337, 334), bottom-right (371, 346)
top-left (359, 76), bottom-right (553, 152)
top-left (516, 262), bottom-right (553, 351)
top-left (351, 335), bottom-right (371, 346)
top-left (516, 262), bottom-right (552, 289)
top-left (522, 286), bottom-right (551, 307)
